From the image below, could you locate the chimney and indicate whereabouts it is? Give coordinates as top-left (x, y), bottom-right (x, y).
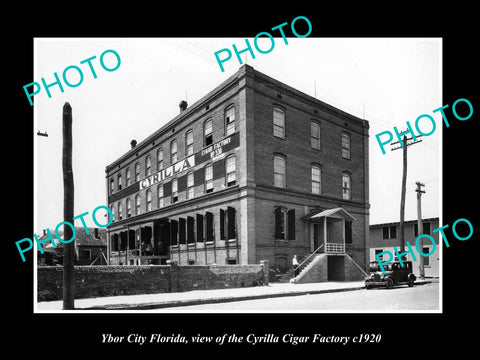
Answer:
top-left (130, 139), bottom-right (137, 148)
top-left (179, 100), bottom-right (188, 113)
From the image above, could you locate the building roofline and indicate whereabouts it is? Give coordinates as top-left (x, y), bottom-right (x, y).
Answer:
top-left (106, 64), bottom-right (370, 172)
top-left (370, 217), bottom-right (439, 228)
top-left (105, 67), bottom-right (245, 172)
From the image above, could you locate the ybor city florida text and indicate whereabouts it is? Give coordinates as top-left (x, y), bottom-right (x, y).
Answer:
top-left (102, 333), bottom-right (381, 346)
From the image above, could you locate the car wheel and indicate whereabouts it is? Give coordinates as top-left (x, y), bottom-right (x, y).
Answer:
top-left (386, 278), bottom-right (394, 289)
top-left (408, 277), bottom-right (414, 287)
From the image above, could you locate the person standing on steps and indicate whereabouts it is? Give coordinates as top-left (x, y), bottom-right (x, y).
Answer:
top-left (292, 255), bottom-right (299, 277)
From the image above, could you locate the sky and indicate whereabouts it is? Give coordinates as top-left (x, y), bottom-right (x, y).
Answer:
top-left (34, 37), bottom-right (441, 235)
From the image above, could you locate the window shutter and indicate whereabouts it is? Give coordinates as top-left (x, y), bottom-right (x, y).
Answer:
top-left (178, 174), bottom-right (187, 192)
top-left (274, 207), bottom-right (282, 239)
top-left (179, 218), bottom-right (186, 244)
top-left (187, 216), bottom-right (195, 244)
top-left (287, 209), bottom-right (295, 240)
top-left (206, 212), bottom-right (214, 242)
top-left (220, 208), bottom-right (226, 240)
top-left (163, 181), bottom-right (172, 197)
top-left (194, 167), bottom-right (204, 187)
top-left (345, 221), bottom-right (352, 244)
top-left (196, 214), bottom-right (204, 242)
top-left (128, 230), bottom-right (135, 250)
top-left (213, 157), bottom-right (225, 180)
top-left (120, 232), bottom-right (127, 251)
top-left (227, 206), bottom-right (236, 239)
top-left (170, 220), bottom-right (178, 246)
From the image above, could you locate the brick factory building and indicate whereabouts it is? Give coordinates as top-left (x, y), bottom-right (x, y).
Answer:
top-left (105, 65), bottom-right (370, 281)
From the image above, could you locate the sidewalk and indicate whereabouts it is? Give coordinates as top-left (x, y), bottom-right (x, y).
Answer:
top-left (36, 279), bottom-right (435, 311)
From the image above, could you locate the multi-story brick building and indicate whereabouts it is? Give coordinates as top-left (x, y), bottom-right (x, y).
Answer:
top-left (105, 64), bottom-right (370, 281)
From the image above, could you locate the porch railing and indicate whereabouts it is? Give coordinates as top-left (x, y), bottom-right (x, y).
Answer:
top-left (295, 244), bottom-right (325, 273)
top-left (325, 242), bottom-right (345, 254)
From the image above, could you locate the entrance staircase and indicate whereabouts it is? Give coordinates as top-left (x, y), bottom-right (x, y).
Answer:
top-left (276, 245), bottom-right (325, 283)
top-left (277, 244), bottom-right (369, 284)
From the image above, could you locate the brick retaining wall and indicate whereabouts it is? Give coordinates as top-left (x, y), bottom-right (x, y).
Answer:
top-left (37, 262), bottom-right (266, 302)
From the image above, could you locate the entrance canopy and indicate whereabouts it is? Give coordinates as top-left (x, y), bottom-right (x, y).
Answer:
top-left (303, 207), bottom-right (357, 222)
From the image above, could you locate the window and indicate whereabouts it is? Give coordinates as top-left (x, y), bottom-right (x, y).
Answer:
top-left (311, 165), bottom-right (321, 194)
top-left (273, 108), bottom-right (285, 138)
top-left (172, 178), bottom-right (178, 203)
top-left (185, 130), bottom-right (193, 156)
top-left (274, 207), bottom-right (295, 240)
top-left (145, 155), bottom-right (151, 176)
top-left (118, 202), bottom-right (123, 220)
top-left (226, 155), bottom-right (236, 186)
top-left (186, 172), bottom-right (194, 199)
top-left (157, 148), bottom-right (164, 170)
top-left (126, 198), bottom-right (132, 217)
top-left (205, 164), bottom-right (213, 193)
top-left (382, 225), bottom-right (397, 239)
top-left (342, 133), bottom-right (351, 159)
top-left (118, 173), bottom-right (122, 190)
top-left (375, 249), bottom-right (384, 261)
top-left (311, 121), bottom-right (321, 149)
top-left (157, 184), bottom-right (163, 208)
top-left (110, 178), bottom-right (114, 194)
top-left (135, 194), bottom-right (141, 215)
top-left (274, 155), bottom-right (286, 188)
top-left (126, 167), bottom-right (131, 187)
top-left (135, 162), bottom-right (140, 182)
top-left (146, 189), bottom-right (152, 211)
top-left (170, 140), bottom-right (177, 164)
top-left (225, 105), bottom-right (235, 136)
top-left (111, 205), bottom-right (115, 222)
top-left (79, 249), bottom-right (91, 261)
top-left (204, 118), bottom-right (213, 146)
top-left (414, 222), bottom-right (432, 236)
top-left (423, 248), bottom-right (430, 266)
top-left (389, 225), bottom-right (396, 238)
top-left (342, 173), bottom-right (351, 200)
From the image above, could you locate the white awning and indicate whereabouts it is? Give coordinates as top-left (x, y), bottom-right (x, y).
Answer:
top-left (304, 207), bottom-right (357, 222)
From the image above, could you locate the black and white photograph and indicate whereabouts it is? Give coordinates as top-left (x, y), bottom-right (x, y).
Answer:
top-left (32, 37), bottom-right (441, 313)
top-left (7, 7), bottom-right (478, 356)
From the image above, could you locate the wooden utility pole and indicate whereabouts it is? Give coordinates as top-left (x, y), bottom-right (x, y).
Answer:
top-left (62, 102), bottom-right (75, 310)
top-left (416, 182), bottom-right (426, 278)
top-left (391, 133), bottom-right (422, 256)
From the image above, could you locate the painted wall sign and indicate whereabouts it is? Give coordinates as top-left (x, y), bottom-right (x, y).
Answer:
top-left (195, 133), bottom-right (239, 164)
top-left (108, 132), bottom-right (240, 203)
top-left (140, 155), bottom-right (195, 190)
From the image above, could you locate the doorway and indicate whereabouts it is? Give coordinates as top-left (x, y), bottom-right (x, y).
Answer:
top-left (327, 256), bottom-right (345, 281)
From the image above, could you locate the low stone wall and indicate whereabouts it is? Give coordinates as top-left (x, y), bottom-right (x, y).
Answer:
top-left (37, 262), bottom-right (267, 302)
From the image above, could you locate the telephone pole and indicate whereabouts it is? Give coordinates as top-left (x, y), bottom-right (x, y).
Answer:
top-left (416, 182), bottom-right (426, 278)
top-left (391, 133), bottom-right (422, 256)
top-left (63, 102), bottom-right (75, 310)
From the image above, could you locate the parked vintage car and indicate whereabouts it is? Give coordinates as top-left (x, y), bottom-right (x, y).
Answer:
top-left (365, 261), bottom-right (416, 289)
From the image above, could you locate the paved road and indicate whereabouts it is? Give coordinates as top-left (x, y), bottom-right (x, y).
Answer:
top-left (160, 283), bottom-right (439, 312)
